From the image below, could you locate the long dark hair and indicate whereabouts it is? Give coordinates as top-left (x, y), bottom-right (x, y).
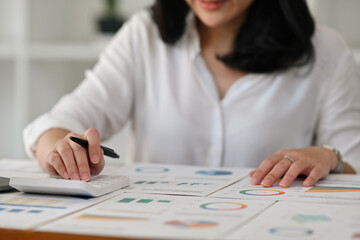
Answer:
top-left (152, 0), bottom-right (315, 73)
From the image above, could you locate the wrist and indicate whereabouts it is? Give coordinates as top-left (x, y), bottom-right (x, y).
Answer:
top-left (321, 145), bottom-right (344, 173)
top-left (35, 129), bottom-right (70, 163)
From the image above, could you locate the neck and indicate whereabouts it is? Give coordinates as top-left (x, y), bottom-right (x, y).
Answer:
top-left (197, 15), bottom-right (246, 55)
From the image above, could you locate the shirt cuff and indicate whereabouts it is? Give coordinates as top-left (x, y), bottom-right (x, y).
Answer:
top-left (23, 113), bottom-right (87, 160)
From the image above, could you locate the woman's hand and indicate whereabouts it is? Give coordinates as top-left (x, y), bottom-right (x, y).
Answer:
top-left (249, 146), bottom-right (339, 188)
top-left (36, 128), bottom-right (105, 181)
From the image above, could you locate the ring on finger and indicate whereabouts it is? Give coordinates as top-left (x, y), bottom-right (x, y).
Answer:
top-left (283, 155), bottom-right (295, 164)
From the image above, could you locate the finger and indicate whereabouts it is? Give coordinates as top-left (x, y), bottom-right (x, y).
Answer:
top-left (303, 167), bottom-right (325, 187)
top-left (90, 150), bottom-right (105, 176)
top-left (261, 158), bottom-right (292, 187)
top-left (251, 154), bottom-right (282, 185)
top-left (69, 139), bottom-right (91, 181)
top-left (279, 161), bottom-right (309, 188)
top-left (249, 170), bottom-right (256, 177)
top-left (45, 153), bottom-right (61, 176)
top-left (46, 152), bottom-right (70, 179)
top-left (56, 141), bottom-right (80, 180)
top-left (84, 128), bottom-right (101, 164)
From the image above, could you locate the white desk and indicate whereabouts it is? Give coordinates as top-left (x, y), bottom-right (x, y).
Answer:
top-left (0, 159), bottom-right (359, 240)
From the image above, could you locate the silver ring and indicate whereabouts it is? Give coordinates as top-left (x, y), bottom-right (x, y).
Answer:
top-left (283, 155), bottom-right (295, 163)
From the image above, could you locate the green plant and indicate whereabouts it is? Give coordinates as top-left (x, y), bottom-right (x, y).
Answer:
top-left (98, 0), bottom-right (123, 33)
top-left (105, 0), bottom-right (117, 17)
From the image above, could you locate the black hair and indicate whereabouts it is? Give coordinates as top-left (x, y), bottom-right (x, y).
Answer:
top-left (151, 0), bottom-right (315, 74)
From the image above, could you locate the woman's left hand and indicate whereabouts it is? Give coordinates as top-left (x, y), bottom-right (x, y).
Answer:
top-left (250, 146), bottom-right (338, 188)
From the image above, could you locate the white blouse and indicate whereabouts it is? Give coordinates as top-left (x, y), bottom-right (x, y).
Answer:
top-left (23, 10), bottom-right (360, 173)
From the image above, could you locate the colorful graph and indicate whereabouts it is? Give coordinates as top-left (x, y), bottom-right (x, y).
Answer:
top-left (165, 220), bottom-right (218, 229)
top-left (118, 198), bottom-right (171, 204)
top-left (9, 209), bottom-right (24, 213)
top-left (118, 198), bottom-right (136, 203)
top-left (137, 199), bottom-right (153, 203)
top-left (134, 181), bottom-right (170, 184)
top-left (0, 207), bottom-right (43, 214)
top-left (177, 182), bottom-right (212, 186)
top-left (292, 214), bottom-right (331, 223)
top-left (240, 189), bottom-right (285, 196)
top-left (98, 208), bottom-right (162, 215)
top-left (0, 198), bottom-right (67, 209)
top-left (306, 186), bottom-right (360, 193)
top-left (269, 226), bottom-right (313, 237)
top-left (75, 214), bottom-right (147, 222)
top-left (135, 166), bottom-right (169, 173)
top-left (133, 180), bottom-right (212, 186)
top-left (196, 170), bottom-right (232, 176)
top-left (27, 210), bottom-right (43, 214)
top-left (200, 202), bottom-right (247, 211)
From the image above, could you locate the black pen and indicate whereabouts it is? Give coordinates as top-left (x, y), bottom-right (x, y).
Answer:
top-left (69, 136), bottom-right (120, 159)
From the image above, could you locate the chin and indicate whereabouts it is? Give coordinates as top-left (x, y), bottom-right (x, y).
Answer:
top-left (197, 14), bottom-right (229, 28)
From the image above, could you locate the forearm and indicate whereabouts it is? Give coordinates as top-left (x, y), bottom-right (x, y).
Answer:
top-left (35, 128), bottom-right (70, 169)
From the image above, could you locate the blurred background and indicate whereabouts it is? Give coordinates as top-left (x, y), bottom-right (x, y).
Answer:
top-left (0, 0), bottom-right (359, 162)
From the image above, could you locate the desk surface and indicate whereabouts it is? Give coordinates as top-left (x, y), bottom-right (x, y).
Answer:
top-left (0, 229), bottom-right (139, 240)
top-left (0, 159), bottom-right (360, 240)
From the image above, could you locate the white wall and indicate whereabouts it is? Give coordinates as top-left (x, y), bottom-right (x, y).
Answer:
top-left (309, 0), bottom-right (360, 48)
top-left (308, 0), bottom-right (360, 62)
top-left (0, 0), bottom-right (154, 160)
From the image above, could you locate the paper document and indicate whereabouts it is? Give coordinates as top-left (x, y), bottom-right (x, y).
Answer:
top-left (0, 191), bottom-right (121, 230)
top-left (115, 164), bottom-right (252, 196)
top-left (296, 174), bottom-right (360, 203)
top-left (39, 193), bottom-right (274, 239)
top-left (210, 176), bottom-right (309, 200)
top-left (315, 174), bottom-right (360, 187)
top-left (0, 159), bottom-right (46, 178)
top-left (225, 201), bottom-right (360, 240)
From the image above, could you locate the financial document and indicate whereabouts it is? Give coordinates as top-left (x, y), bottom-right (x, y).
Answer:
top-left (226, 201), bottom-right (360, 240)
top-left (39, 193), bottom-right (275, 239)
top-left (112, 163), bottom-right (252, 196)
top-left (0, 159), bottom-right (359, 239)
top-left (0, 191), bottom-right (120, 229)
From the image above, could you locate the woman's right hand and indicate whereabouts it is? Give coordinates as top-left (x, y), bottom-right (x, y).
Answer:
top-left (36, 128), bottom-right (105, 181)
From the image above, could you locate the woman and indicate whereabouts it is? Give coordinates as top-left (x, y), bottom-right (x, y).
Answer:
top-left (24, 0), bottom-right (360, 187)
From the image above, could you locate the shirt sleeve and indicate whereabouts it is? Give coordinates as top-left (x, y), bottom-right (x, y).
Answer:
top-left (23, 12), bottom-right (146, 159)
top-left (315, 28), bottom-right (360, 173)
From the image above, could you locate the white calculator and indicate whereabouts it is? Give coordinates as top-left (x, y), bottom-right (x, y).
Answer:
top-left (9, 175), bottom-right (129, 197)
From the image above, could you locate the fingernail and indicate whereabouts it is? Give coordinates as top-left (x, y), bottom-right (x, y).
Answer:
top-left (63, 172), bottom-right (70, 179)
top-left (91, 154), bottom-right (100, 163)
top-left (71, 173), bottom-right (80, 180)
top-left (303, 181), bottom-right (312, 187)
top-left (81, 172), bottom-right (90, 181)
top-left (280, 179), bottom-right (288, 187)
top-left (261, 180), bottom-right (271, 187)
